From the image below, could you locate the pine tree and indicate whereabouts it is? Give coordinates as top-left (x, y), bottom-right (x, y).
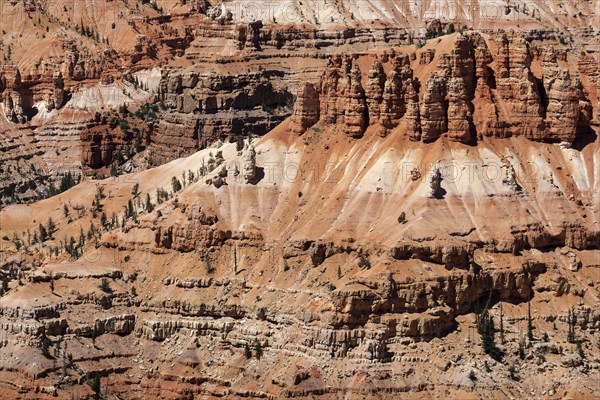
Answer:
top-left (476, 299), bottom-right (503, 361)
top-left (567, 308), bottom-right (577, 343)
top-left (518, 334), bottom-right (526, 359)
top-left (527, 300), bottom-right (534, 342)
top-left (39, 223), bottom-right (48, 242)
top-left (41, 335), bottom-right (52, 358)
top-left (126, 199), bottom-right (135, 218)
top-left (171, 176), bottom-right (182, 192)
top-left (244, 343), bottom-right (252, 359)
top-left (499, 302), bottom-right (505, 344)
top-left (99, 278), bottom-right (113, 293)
top-left (46, 217), bottom-right (56, 237)
top-left (1, 278), bottom-right (8, 295)
top-left (110, 163), bottom-right (118, 177)
top-left (87, 373), bottom-right (101, 400)
top-left (145, 193), bottom-right (154, 213)
top-left (254, 340), bottom-right (263, 360)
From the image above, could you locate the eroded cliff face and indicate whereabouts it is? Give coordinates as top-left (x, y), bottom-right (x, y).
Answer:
top-left (0, 1), bottom-right (599, 398)
top-left (291, 31), bottom-right (598, 147)
top-left (148, 69), bottom-right (294, 166)
top-left (0, 116), bottom-right (599, 398)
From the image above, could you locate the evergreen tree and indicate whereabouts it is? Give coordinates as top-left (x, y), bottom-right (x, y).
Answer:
top-left (518, 335), bottom-right (526, 359)
top-left (476, 299), bottom-right (503, 361)
top-left (145, 193), bottom-right (154, 213)
top-left (499, 302), bottom-right (505, 344)
top-left (39, 223), bottom-right (48, 242)
top-left (99, 278), bottom-right (113, 293)
top-left (110, 163), bottom-right (119, 177)
top-left (567, 308), bottom-right (577, 343)
top-left (41, 335), bottom-right (52, 358)
top-left (1, 278), bottom-right (9, 295)
top-left (527, 300), bottom-right (534, 342)
top-left (171, 176), bottom-right (182, 192)
top-left (244, 343), bottom-right (252, 359)
top-left (87, 373), bottom-right (101, 400)
top-left (254, 340), bottom-right (263, 360)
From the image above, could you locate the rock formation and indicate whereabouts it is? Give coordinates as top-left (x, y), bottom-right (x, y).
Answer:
top-left (0, 2), bottom-right (599, 398)
top-left (290, 83), bottom-right (320, 135)
top-left (302, 31), bottom-right (596, 146)
top-left (242, 145), bottom-right (257, 183)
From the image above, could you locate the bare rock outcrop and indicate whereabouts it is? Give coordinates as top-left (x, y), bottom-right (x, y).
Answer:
top-left (242, 145), bottom-right (257, 184)
top-left (290, 83), bottom-right (320, 135)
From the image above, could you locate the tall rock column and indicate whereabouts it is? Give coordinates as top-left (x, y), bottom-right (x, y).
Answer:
top-left (343, 61), bottom-right (368, 138)
top-left (420, 74), bottom-right (448, 142)
top-left (319, 55), bottom-right (343, 124)
top-left (290, 83), bottom-right (320, 135)
top-left (366, 58), bottom-right (385, 131)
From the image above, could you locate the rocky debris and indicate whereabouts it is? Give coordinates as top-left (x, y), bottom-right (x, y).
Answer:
top-left (186, 202), bottom-right (219, 226)
top-left (560, 247), bottom-right (582, 272)
top-left (420, 49), bottom-right (436, 64)
top-left (206, 164), bottom-right (228, 188)
top-left (242, 145), bottom-right (257, 184)
top-left (68, 314), bottom-right (136, 337)
top-left (141, 318), bottom-right (235, 342)
top-left (290, 83), bottom-right (320, 135)
top-left (502, 163), bottom-right (521, 192)
top-left (428, 167), bottom-right (444, 199)
top-left (561, 354), bottom-right (584, 368)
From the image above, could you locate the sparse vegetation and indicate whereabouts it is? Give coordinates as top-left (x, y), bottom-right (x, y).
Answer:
top-left (87, 373), bottom-right (102, 400)
top-left (398, 212), bottom-right (407, 224)
top-left (567, 307), bottom-right (577, 343)
top-left (468, 370), bottom-right (476, 381)
top-left (476, 298), bottom-right (503, 361)
top-left (508, 363), bottom-right (518, 381)
top-left (171, 176), bottom-right (182, 193)
top-left (358, 255), bottom-right (371, 269)
top-left (254, 340), bottom-right (263, 360)
top-left (527, 300), bottom-right (534, 342)
top-left (99, 279), bottom-right (113, 294)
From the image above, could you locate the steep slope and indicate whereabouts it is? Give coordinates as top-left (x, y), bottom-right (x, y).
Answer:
top-left (0, 105), bottom-right (599, 398)
top-left (0, 2), bottom-right (599, 399)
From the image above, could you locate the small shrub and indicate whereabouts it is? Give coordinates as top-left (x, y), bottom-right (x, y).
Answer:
top-left (468, 370), bottom-right (476, 381)
top-left (99, 278), bottom-right (113, 293)
top-left (244, 343), bottom-right (252, 359)
top-left (358, 255), bottom-right (371, 269)
top-left (508, 363), bottom-right (518, 381)
top-left (254, 340), bottom-right (263, 360)
top-left (398, 212), bottom-right (407, 224)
